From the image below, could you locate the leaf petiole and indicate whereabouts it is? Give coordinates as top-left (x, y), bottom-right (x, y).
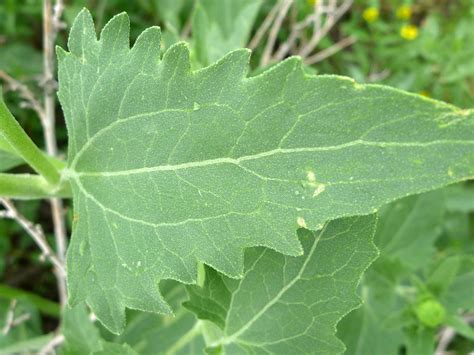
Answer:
top-left (0, 90), bottom-right (61, 186)
top-left (0, 173), bottom-right (71, 199)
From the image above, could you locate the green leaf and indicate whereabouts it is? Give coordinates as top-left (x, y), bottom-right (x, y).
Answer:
top-left (0, 44), bottom-right (43, 78)
top-left (337, 191), bottom-right (447, 354)
top-left (0, 335), bottom-right (54, 355)
top-left (59, 10), bottom-right (474, 334)
top-left (439, 256), bottom-right (474, 312)
top-left (113, 281), bottom-right (205, 354)
top-left (94, 342), bottom-right (137, 355)
top-left (445, 314), bottom-right (474, 340)
top-left (375, 190), bottom-right (445, 270)
top-left (404, 326), bottom-right (436, 355)
top-left (445, 183), bottom-right (474, 212)
top-left (336, 258), bottom-right (405, 355)
top-left (426, 256), bottom-right (462, 297)
top-left (0, 298), bottom-right (44, 352)
top-left (61, 304), bottom-right (139, 355)
top-left (62, 304), bottom-right (103, 354)
top-left (0, 145), bottom-right (23, 172)
top-left (0, 131), bottom-right (23, 172)
top-left (0, 152), bottom-right (22, 172)
top-left (0, 284), bottom-right (60, 317)
top-left (155, 0), bottom-right (190, 34)
top-left (193, 0), bottom-right (262, 66)
top-left (62, 283), bottom-right (205, 354)
top-left (184, 215), bottom-right (378, 353)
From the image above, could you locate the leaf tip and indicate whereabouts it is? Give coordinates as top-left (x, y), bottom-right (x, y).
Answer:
top-left (68, 7), bottom-right (97, 57)
top-left (56, 45), bottom-right (69, 60)
top-left (99, 11), bottom-right (131, 51)
top-left (131, 26), bottom-right (162, 61)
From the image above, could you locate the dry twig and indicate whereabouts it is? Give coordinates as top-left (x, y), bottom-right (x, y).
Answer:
top-left (1, 299), bottom-right (17, 335)
top-left (39, 333), bottom-right (65, 355)
top-left (248, 0), bottom-right (281, 50)
top-left (272, 13), bottom-right (314, 61)
top-left (298, 0), bottom-right (353, 58)
top-left (180, 2), bottom-right (194, 39)
top-left (0, 198), bottom-right (66, 276)
top-left (0, 71), bottom-right (46, 122)
top-left (260, 0), bottom-right (294, 67)
top-left (2, 299), bottom-right (31, 335)
top-left (273, 0), bottom-right (354, 63)
top-left (368, 69), bottom-right (390, 82)
top-left (43, 0), bottom-right (68, 307)
top-left (305, 36), bottom-right (356, 64)
top-left (11, 313), bottom-right (31, 328)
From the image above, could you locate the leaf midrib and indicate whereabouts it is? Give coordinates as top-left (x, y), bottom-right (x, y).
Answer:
top-left (214, 224), bottom-right (328, 347)
top-left (72, 139), bottom-right (474, 176)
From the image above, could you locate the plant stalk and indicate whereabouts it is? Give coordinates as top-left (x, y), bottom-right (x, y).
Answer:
top-left (0, 173), bottom-right (71, 199)
top-left (0, 94), bottom-right (60, 186)
top-left (43, 0), bottom-right (68, 308)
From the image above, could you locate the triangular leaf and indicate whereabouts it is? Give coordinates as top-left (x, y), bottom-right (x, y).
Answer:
top-left (59, 10), bottom-right (474, 333)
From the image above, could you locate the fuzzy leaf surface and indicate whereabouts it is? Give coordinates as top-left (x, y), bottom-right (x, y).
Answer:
top-left (59, 10), bottom-right (474, 333)
top-left (184, 216), bottom-right (378, 353)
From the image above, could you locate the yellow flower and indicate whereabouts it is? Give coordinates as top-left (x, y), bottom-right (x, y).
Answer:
top-left (400, 24), bottom-right (418, 40)
top-left (363, 7), bottom-right (379, 23)
top-left (396, 5), bottom-right (412, 20)
top-left (307, 0), bottom-right (319, 6)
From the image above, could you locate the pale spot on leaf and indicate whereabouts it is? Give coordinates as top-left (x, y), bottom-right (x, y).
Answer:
top-left (312, 184), bottom-right (326, 197)
top-left (297, 217), bottom-right (307, 228)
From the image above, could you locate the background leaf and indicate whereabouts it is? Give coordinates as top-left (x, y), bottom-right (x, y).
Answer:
top-left (192, 0), bottom-right (262, 67)
top-left (337, 188), bottom-right (474, 354)
top-left (184, 215), bottom-right (378, 353)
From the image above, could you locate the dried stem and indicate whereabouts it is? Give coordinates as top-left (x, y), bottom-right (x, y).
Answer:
top-left (272, 14), bottom-right (315, 61)
top-left (0, 70), bottom-right (46, 122)
top-left (0, 198), bottom-right (66, 276)
top-left (305, 36), bottom-right (356, 64)
top-left (2, 299), bottom-right (31, 335)
top-left (298, 0), bottom-right (353, 58)
top-left (39, 333), bottom-right (65, 355)
top-left (368, 69), bottom-right (390, 82)
top-left (1, 299), bottom-right (17, 335)
top-left (180, 2), bottom-right (194, 39)
top-left (247, 0), bottom-right (281, 50)
top-left (11, 313), bottom-right (31, 328)
top-left (436, 327), bottom-right (456, 355)
top-left (436, 314), bottom-right (474, 354)
top-left (260, 0), bottom-right (293, 67)
top-left (43, 0), bottom-right (68, 307)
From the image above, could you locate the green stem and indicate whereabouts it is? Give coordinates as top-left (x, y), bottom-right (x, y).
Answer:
top-left (0, 173), bottom-right (71, 199)
top-left (0, 137), bottom-right (66, 171)
top-left (0, 92), bottom-right (60, 185)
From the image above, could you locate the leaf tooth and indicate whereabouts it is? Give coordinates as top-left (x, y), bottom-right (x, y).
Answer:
top-left (192, 48), bottom-right (250, 106)
top-left (130, 26), bottom-right (162, 73)
top-left (55, 45), bottom-right (69, 61)
top-left (161, 42), bottom-right (192, 79)
top-left (68, 8), bottom-right (98, 59)
top-left (200, 48), bottom-right (251, 79)
top-left (99, 12), bottom-right (131, 65)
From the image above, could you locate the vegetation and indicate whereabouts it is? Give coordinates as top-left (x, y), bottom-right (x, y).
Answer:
top-left (0, 1), bottom-right (473, 354)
